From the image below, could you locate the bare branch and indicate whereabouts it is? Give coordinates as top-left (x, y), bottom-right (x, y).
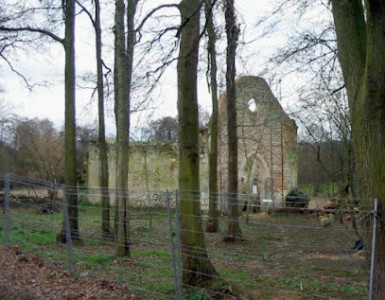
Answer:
top-left (75, 0), bottom-right (96, 27)
top-left (0, 26), bottom-right (64, 44)
top-left (331, 85), bottom-right (345, 94)
top-left (0, 52), bottom-right (36, 90)
top-left (135, 4), bottom-right (179, 42)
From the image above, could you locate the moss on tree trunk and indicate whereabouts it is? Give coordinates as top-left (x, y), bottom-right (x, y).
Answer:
top-left (113, 0), bottom-right (136, 257)
top-left (177, 0), bottom-right (218, 286)
top-left (332, 1), bottom-right (385, 298)
top-left (63, 0), bottom-right (80, 243)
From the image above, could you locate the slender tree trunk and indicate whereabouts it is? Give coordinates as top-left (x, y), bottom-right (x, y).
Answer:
top-left (177, 0), bottom-right (218, 286)
top-left (114, 0), bottom-right (131, 256)
top-left (332, 1), bottom-right (385, 298)
top-left (114, 0), bottom-right (136, 256)
top-left (224, 0), bottom-right (242, 242)
top-left (92, 0), bottom-right (111, 238)
top-left (205, 0), bottom-right (219, 233)
top-left (113, 16), bottom-right (120, 239)
top-left (63, 0), bottom-right (80, 242)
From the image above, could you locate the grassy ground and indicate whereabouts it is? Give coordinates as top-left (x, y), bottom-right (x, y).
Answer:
top-left (0, 198), bottom-right (369, 299)
top-left (298, 182), bottom-right (340, 197)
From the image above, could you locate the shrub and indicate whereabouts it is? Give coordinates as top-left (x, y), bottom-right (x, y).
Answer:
top-left (285, 189), bottom-right (309, 208)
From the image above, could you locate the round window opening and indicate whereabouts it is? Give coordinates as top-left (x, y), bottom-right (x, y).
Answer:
top-left (248, 98), bottom-right (257, 112)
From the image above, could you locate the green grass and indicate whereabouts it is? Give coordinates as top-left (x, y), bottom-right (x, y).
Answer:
top-left (146, 268), bottom-right (175, 294)
top-left (255, 231), bottom-right (274, 239)
top-left (10, 225), bottom-right (56, 245)
top-left (298, 182), bottom-right (339, 196)
top-left (138, 236), bottom-right (153, 244)
top-left (81, 253), bottom-right (115, 266)
top-left (255, 272), bottom-right (367, 298)
top-left (148, 280), bottom-right (175, 294)
top-left (134, 249), bottom-right (171, 261)
top-left (113, 254), bottom-right (175, 296)
top-left (184, 288), bottom-right (210, 300)
top-left (2, 205), bottom-right (369, 300)
top-left (219, 268), bottom-right (254, 287)
top-left (231, 252), bottom-right (248, 261)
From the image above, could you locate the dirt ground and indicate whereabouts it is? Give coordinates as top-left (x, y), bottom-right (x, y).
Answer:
top-left (0, 197), bottom-right (368, 300)
top-left (0, 246), bottom-right (136, 300)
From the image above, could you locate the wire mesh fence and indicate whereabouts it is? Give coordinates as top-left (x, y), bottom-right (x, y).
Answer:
top-left (0, 173), bottom-right (376, 299)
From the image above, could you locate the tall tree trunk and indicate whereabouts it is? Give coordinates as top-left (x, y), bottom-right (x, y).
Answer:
top-left (113, 15), bottom-right (120, 239)
top-left (114, 0), bottom-right (131, 256)
top-left (177, 0), bottom-right (218, 286)
top-left (332, 0), bottom-right (385, 298)
top-left (224, 0), bottom-right (242, 242)
top-left (205, 0), bottom-right (219, 233)
top-left (64, 0), bottom-right (80, 242)
top-left (94, 0), bottom-right (111, 238)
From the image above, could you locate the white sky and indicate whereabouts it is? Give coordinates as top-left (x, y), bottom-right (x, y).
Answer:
top-left (0, 0), bottom-right (331, 137)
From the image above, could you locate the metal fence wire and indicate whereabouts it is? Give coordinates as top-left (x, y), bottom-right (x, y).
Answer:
top-left (0, 173), bottom-right (378, 299)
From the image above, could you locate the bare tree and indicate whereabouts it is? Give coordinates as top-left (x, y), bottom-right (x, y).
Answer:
top-left (147, 116), bottom-right (179, 142)
top-left (96, 0), bottom-right (111, 235)
top-left (76, 0), bottom-right (112, 238)
top-left (205, 0), bottom-right (220, 233)
top-left (9, 117), bottom-right (65, 181)
top-left (62, 0), bottom-right (80, 242)
top-left (294, 87), bottom-right (354, 198)
top-left (113, 0), bottom-right (137, 256)
top-left (224, 0), bottom-right (242, 242)
top-left (177, 0), bottom-right (218, 286)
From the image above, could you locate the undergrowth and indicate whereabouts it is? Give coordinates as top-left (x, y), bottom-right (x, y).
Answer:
top-left (0, 204), bottom-right (369, 300)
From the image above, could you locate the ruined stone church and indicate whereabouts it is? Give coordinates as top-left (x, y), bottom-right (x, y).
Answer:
top-left (86, 76), bottom-right (298, 208)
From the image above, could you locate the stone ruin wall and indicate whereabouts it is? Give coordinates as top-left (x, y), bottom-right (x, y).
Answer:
top-left (86, 76), bottom-right (298, 209)
top-left (87, 141), bottom-right (178, 206)
top-left (87, 136), bottom-right (210, 209)
top-left (218, 76), bottom-right (298, 207)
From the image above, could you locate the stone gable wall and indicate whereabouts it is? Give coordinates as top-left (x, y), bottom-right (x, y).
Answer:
top-left (218, 76), bottom-right (298, 207)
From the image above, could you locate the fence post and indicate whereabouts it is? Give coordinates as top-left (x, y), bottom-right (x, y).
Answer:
top-left (166, 190), bottom-right (182, 300)
top-left (369, 198), bottom-right (378, 300)
top-left (4, 173), bottom-right (10, 247)
top-left (63, 190), bottom-right (75, 276)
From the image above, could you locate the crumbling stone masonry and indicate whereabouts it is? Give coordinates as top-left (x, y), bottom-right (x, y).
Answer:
top-left (218, 76), bottom-right (298, 207)
top-left (86, 76), bottom-right (298, 209)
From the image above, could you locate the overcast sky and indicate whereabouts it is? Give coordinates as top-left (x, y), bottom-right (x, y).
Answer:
top-left (0, 0), bottom-right (330, 137)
